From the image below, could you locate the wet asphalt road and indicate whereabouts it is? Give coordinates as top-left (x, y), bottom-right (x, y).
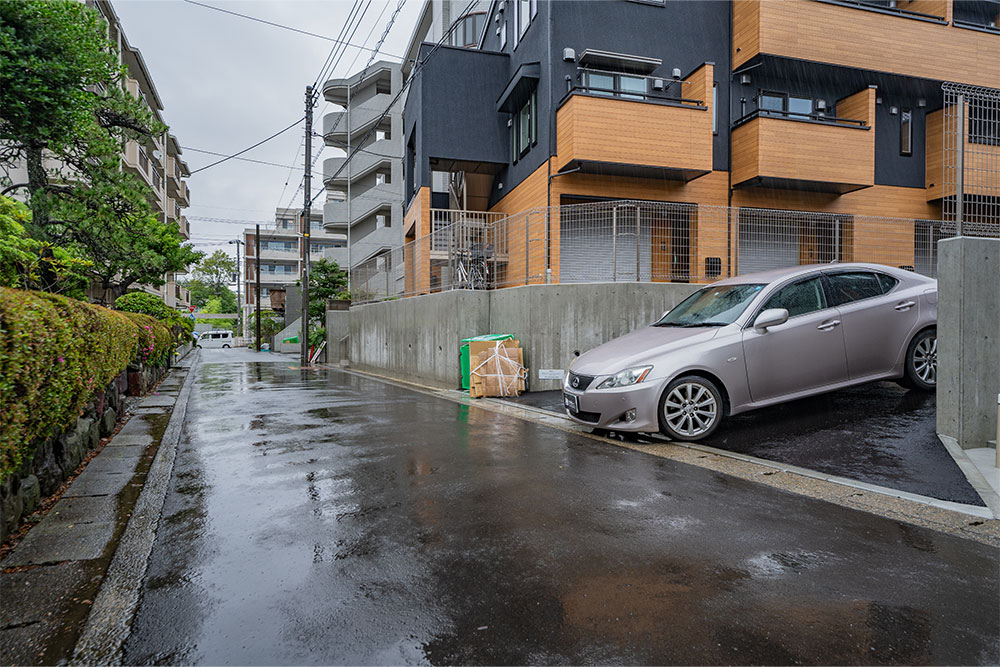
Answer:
top-left (511, 384), bottom-right (982, 506)
top-left (124, 350), bottom-right (999, 665)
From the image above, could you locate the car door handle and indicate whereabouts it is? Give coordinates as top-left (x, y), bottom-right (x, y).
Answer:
top-left (894, 301), bottom-right (916, 311)
top-left (817, 319), bottom-right (841, 331)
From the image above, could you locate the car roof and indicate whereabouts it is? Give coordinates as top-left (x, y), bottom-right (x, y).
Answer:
top-left (712, 263), bottom-right (934, 287)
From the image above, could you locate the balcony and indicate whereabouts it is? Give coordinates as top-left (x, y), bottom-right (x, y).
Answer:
top-left (166, 156), bottom-right (182, 196)
top-left (555, 64), bottom-right (714, 181)
top-left (322, 94), bottom-right (395, 148)
top-left (122, 140), bottom-right (153, 187)
top-left (259, 247), bottom-right (299, 260)
top-left (323, 141), bottom-right (395, 188)
top-left (732, 0), bottom-right (999, 90)
top-left (177, 215), bottom-right (189, 239)
top-left (925, 105), bottom-right (1000, 201)
top-left (731, 87), bottom-right (875, 194)
top-left (174, 180), bottom-right (190, 207)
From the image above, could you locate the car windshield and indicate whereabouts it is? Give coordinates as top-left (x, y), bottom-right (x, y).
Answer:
top-left (654, 284), bottom-right (765, 327)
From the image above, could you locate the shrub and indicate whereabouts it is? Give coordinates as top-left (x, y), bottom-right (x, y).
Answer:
top-left (120, 312), bottom-right (174, 367)
top-left (114, 291), bottom-right (173, 320)
top-left (0, 287), bottom-right (138, 477)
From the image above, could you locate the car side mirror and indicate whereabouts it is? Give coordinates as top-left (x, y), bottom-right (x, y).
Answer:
top-left (753, 308), bottom-right (789, 332)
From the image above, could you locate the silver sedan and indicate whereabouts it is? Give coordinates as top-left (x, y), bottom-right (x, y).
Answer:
top-left (563, 263), bottom-right (938, 441)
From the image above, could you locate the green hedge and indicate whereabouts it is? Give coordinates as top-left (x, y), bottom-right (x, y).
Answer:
top-left (0, 287), bottom-right (174, 477)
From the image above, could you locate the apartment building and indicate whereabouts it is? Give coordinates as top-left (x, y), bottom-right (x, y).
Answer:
top-left (243, 208), bottom-right (345, 322)
top-left (400, 0), bottom-right (999, 292)
top-left (321, 62), bottom-right (405, 277)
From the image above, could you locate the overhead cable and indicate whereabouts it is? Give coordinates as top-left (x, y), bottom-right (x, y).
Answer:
top-left (189, 117), bottom-right (305, 175)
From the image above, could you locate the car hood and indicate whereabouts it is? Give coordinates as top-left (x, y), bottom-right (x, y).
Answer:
top-left (571, 326), bottom-right (722, 377)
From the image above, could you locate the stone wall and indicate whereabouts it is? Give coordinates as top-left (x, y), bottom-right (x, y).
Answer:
top-left (0, 363), bottom-right (168, 544)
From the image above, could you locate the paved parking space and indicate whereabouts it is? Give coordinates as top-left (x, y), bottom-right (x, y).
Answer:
top-left (505, 383), bottom-right (984, 506)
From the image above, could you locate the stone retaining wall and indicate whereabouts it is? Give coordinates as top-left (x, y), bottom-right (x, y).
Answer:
top-left (0, 363), bottom-right (168, 543)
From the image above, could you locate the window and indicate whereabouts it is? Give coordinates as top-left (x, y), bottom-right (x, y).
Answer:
top-left (762, 277), bottom-right (827, 318)
top-left (712, 82), bottom-right (718, 134)
top-left (376, 214), bottom-right (389, 228)
top-left (499, 20), bottom-right (507, 49)
top-left (900, 108), bottom-right (913, 156)
top-left (760, 92), bottom-right (784, 112)
top-left (876, 273), bottom-right (899, 293)
top-left (449, 12), bottom-right (485, 47)
top-left (512, 90), bottom-right (537, 159)
top-left (787, 96), bottom-right (812, 116)
top-left (586, 71), bottom-right (615, 96)
top-left (376, 172), bottom-right (390, 186)
top-left (618, 75), bottom-right (646, 100)
top-left (375, 128), bottom-right (391, 141)
top-left (825, 272), bottom-right (885, 306)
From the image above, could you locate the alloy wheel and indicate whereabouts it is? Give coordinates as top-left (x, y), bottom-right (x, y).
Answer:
top-left (662, 381), bottom-right (718, 438)
top-left (913, 335), bottom-right (937, 385)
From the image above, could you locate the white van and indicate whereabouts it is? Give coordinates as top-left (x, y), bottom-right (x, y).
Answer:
top-left (197, 330), bottom-right (234, 349)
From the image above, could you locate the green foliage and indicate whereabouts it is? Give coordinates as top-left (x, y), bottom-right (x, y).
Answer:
top-left (0, 287), bottom-right (147, 477)
top-left (120, 311), bottom-right (173, 367)
top-left (193, 250), bottom-right (237, 287)
top-left (0, 1), bottom-right (199, 299)
top-left (114, 291), bottom-right (173, 320)
top-left (307, 258), bottom-right (349, 323)
top-left (309, 326), bottom-right (326, 350)
top-left (195, 295), bottom-right (237, 334)
top-left (251, 310), bottom-right (283, 350)
top-left (0, 195), bottom-right (89, 297)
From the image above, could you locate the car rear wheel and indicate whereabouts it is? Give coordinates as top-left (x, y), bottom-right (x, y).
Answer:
top-left (223, 344), bottom-right (231, 348)
top-left (658, 376), bottom-right (723, 442)
top-left (903, 328), bottom-right (936, 391)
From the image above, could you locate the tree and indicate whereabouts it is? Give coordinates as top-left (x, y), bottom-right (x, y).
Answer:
top-left (0, 195), bottom-right (89, 297)
top-left (195, 296), bottom-right (238, 334)
top-left (183, 250), bottom-right (237, 309)
top-left (0, 0), bottom-right (164, 228)
top-left (306, 258), bottom-right (349, 323)
top-left (193, 249), bottom-right (237, 288)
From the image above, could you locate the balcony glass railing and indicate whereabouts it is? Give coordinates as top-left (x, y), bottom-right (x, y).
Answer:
top-left (571, 68), bottom-right (704, 107)
top-left (732, 108), bottom-right (869, 129)
top-left (815, 0), bottom-right (946, 21)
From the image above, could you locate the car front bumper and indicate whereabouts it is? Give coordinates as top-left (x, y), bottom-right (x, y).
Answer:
top-left (563, 379), bottom-right (664, 433)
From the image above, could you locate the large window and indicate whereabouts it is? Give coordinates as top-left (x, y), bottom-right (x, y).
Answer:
top-left (762, 277), bottom-right (827, 318)
top-left (512, 0), bottom-right (536, 46)
top-left (900, 108), bottom-right (913, 156)
top-left (448, 12), bottom-right (485, 48)
top-left (583, 71), bottom-right (648, 99)
top-left (511, 90), bottom-right (537, 161)
top-left (760, 91), bottom-right (813, 118)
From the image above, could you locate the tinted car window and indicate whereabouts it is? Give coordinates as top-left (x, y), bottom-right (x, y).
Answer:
top-left (826, 272), bottom-right (885, 306)
top-left (762, 277), bottom-right (827, 318)
top-left (876, 273), bottom-right (899, 293)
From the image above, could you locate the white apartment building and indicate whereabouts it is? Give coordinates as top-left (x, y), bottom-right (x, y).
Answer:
top-left (242, 208), bottom-right (346, 323)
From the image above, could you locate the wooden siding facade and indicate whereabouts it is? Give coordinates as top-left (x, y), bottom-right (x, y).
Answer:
top-left (733, 0), bottom-right (999, 90)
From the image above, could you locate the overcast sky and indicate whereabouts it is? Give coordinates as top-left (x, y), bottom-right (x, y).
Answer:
top-left (113, 0), bottom-right (423, 261)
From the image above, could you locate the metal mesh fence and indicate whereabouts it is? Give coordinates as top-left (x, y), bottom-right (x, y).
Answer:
top-left (943, 82), bottom-right (1000, 235)
top-left (349, 198), bottom-right (1000, 304)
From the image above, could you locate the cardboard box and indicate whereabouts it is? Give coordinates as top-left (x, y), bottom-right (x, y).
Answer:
top-left (470, 340), bottom-right (526, 398)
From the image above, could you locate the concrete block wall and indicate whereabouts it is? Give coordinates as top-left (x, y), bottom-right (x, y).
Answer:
top-left (348, 291), bottom-right (490, 387)
top-left (489, 284), bottom-right (700, 391)
top-left (937, 237), bottom-right (1000, 450)
top-left (341, 283), bottom-right (699, 390)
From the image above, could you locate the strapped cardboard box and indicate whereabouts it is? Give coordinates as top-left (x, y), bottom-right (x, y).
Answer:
top-left (469, 339), bottom-right (527, 398)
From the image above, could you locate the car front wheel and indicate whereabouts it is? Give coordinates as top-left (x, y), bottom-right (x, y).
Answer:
top-left (658, 375), bottom-right (723, 442)
top-left (903, 328), bottom-right (936, 391)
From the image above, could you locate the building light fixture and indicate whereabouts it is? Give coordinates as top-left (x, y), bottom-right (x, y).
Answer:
top-left (890, 106), bottom-right (899, 115)
top-left (740, 74), bottom-right (751, 85)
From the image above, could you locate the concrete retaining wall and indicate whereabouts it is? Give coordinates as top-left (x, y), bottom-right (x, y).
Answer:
top-left (339, 283), bottom-right (699, 390)
top-left (489, 283), bottom-right (700, 390)
top-left (937, 237), bottom-right (1000, 449)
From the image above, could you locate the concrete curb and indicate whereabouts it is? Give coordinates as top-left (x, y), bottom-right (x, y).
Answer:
top-left (937, 433), bottom-right (1000, 517)
top-left (70, 351), bottom-right (200, 666)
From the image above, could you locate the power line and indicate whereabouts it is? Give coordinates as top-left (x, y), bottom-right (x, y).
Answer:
top-left (189, 118), bottom-right (305, 175)
top-left (181, 146), bottom-right (304, 170)
top-left (180, 0), bottom-right (404, 59)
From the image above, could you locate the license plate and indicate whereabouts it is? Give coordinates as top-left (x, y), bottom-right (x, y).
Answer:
top-left (564, 392), bottom-right (579, 412)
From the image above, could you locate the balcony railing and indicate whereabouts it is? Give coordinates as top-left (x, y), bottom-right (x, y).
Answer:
top-left (732, 109), bottom-right (868, 129)
top-left (570, 67), bottom-right (705, 108)
top-left (815, 0), bottom-right (946, 22)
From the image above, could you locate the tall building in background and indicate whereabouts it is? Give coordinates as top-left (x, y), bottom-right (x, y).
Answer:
top-left (242, 208), bottom-right (345, 324)
top-left (319, 0), bottom-right (491, 295)
top-left (321, 62), bottom-right (404, 281)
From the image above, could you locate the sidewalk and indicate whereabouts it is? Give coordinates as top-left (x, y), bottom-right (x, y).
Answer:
top-left (0, 355), bottom-right (196, 666)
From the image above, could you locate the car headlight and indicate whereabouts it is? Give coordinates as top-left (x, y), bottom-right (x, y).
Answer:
top-left (597, 365), bottom-right (653, 389)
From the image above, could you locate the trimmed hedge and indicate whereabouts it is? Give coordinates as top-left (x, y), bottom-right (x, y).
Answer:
top-left (0, 287), bottom-right (174, 477)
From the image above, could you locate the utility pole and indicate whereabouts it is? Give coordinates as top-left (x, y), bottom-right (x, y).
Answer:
top-left (347, 81), bottom-right (352, 292)
top-left (228, 238), bottom-right (244, 337)
top-left (301, 86), bottom-right (313, 364)
top-left (255, 224), bottom-right (261, 351)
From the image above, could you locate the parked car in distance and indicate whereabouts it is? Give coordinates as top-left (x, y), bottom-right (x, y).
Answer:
top-left (196, 330), bottom-right (235, 349)
top-left (564, 263), bottom-right (938, 441)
